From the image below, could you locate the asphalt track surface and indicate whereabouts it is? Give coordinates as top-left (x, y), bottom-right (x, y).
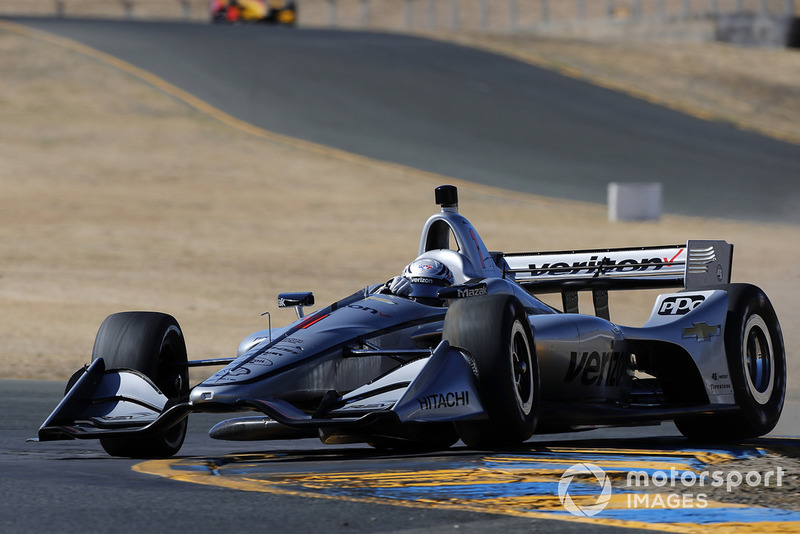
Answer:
top-left (11, 18), bottom-right (800, 224)
top-left (5, 380), bottom-right (799, 534)
top-left (1, 380), bottom-right (660, 534)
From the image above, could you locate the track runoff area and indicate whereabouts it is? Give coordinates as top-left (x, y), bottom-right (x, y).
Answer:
top-left (134, 439), bottom-right (800, 533)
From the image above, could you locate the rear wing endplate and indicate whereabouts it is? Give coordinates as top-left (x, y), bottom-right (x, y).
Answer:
top-left (502, 240), bottom-right (733, 317)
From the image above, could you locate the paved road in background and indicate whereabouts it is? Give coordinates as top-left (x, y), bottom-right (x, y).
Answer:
top-left (14, 18), bottom-right (800, 223)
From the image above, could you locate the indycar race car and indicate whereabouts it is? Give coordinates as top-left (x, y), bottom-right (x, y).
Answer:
top-left (37, 185), bottom-right (786, 457)
top-left (210, 0), bottom-right (296, 25)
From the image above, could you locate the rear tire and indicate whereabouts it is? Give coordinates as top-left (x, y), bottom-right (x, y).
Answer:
top-left (443, 294), bottom-right (539, 448)
top-left (676, 284), bottom-right (785, 441)
top-left (93, 312), bottom-right (189, 458)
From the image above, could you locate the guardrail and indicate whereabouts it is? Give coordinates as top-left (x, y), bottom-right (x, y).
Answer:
top-left (0, 0), bottom-right (797, 33)
top-left (0, 0), bottom-right (210, 21)
top-left (308, 0), bottom-right (798, 33)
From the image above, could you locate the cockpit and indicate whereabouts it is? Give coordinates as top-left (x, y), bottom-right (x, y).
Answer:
top-left (416, 185), bottom-right (508, 284)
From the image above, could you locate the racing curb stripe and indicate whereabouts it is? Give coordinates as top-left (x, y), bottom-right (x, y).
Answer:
top-left (413, 31), bottom-right (800, 147)
top-left (131, 459), bottom-right (689, 533)
top-left (0, 18), bottom-right (591, 212)
top-left (134, 452), bottom-right (800, 534)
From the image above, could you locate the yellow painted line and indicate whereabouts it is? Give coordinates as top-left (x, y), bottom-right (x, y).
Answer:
top-left (0, 18), bottom-right (580, 211)
top-left (132, 458), bottom-right (700, 533)
top-left (0, 19), bottom-right (372, 160)
top-left (134, 446), bottom-right (800, 534)
top-left (2, 17), bottom-right (797, 225)
top-left (488, 448), bottom-right (749, 466)
top-left (134, 460), bottom-right (800, 534)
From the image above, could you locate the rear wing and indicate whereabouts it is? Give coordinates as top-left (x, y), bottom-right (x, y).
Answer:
top-left (502, 240), bottom-right (733, 317)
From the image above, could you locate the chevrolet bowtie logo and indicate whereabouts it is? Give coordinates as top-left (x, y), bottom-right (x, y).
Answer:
top-left (683, 322), bottom-right (720, 342)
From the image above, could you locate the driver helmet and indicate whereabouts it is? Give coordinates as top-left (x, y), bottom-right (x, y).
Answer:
top-left (402, 258), bottom-right (454, 299)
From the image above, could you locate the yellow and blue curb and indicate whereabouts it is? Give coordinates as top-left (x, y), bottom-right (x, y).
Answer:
top-left (135, 443), bottom-right (800, 533)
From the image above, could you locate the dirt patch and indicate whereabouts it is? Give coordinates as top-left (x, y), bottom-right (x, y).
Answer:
top-left (0, 23), bottom-right (798, 405)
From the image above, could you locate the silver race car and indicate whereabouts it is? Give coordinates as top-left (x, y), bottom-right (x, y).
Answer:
top-left (37, 186), bottom-right (785, 457)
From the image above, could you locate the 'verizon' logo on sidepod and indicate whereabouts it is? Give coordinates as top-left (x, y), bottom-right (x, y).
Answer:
top-left (558, 463), bottom-right (613, 517)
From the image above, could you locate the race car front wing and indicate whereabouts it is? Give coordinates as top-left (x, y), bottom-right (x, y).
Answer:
top-left (36, 341), bottom-right (486, 442)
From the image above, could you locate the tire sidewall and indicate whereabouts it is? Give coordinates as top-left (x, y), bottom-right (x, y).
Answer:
top-left (93, 312), bottom-right (188, 399)
top-left (443, 294), bottom-right (539, 446)
top-left (490, 300), bottom-right (537, 427)
top-left (92, 311), bottom-right (189, 457)
top-left (725, 284), bottom-right (785, 434)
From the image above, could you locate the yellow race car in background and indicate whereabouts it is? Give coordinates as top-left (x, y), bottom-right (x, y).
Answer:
top-left (211, 0), bottom-right (296, 25)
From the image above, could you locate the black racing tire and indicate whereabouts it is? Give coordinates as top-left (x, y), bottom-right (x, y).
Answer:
top-left (93, 312), bottom-right (189, 458)
top-left (675, 284), bottom-right (785, 441)
top-left (64, 366), bottom-right (84, 395)
top-left (442, 294), bottom-right (539, 448)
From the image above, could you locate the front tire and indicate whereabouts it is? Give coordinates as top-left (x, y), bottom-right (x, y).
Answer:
top-left (443, 294), bottom-right (539, 448)
top-left (676, 284), bottom-right (785, 441)
top-left (93, 312), bottom-right (189, 458)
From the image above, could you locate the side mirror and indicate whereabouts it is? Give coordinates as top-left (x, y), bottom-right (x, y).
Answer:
top-left (278, 292), bottom-right (315, 319)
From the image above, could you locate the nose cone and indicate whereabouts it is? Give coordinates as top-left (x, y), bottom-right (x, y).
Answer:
top-left (189, 387), bottom-right (216, 405)
top-left (189, 385), bottom-right (241, 406)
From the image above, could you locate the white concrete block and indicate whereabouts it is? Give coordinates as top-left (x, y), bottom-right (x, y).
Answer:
top-left (608, 182), bottom-right (662, 222)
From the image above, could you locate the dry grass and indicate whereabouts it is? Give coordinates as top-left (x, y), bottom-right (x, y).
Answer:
top-left (0, 21), bottom-right (798, 401)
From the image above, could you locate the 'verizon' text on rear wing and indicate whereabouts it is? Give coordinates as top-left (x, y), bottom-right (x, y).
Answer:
top-left (502, 240), bottom-right (733, 317)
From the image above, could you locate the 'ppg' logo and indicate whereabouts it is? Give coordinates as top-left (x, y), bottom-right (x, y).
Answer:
top-left (658, 295), bottom-right (705, 316)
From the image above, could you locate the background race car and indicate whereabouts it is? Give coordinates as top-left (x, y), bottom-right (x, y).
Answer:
top-left (210, 0), bottom-right (296, 25)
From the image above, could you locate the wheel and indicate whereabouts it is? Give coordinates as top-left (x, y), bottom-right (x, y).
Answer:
top-left (442, 294), bottom-right (539, 448)
top-left (676, 284), bottom-right (785, 441)
top-left (277, 6), bottom-right (297, 25)
top-left (93, 312), bottom-right (189, 458)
